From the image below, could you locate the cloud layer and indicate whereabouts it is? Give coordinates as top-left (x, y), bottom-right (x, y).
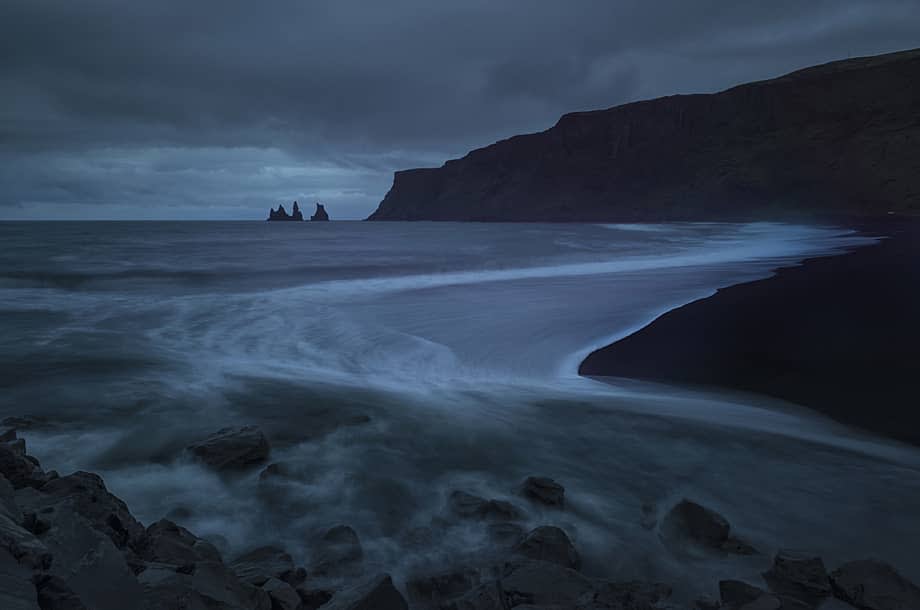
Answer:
top-left (2, 1), bottom-right (917, 219)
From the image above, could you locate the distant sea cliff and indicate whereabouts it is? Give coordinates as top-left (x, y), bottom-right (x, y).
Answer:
top-left (368, 48), bottom-right (920, 221)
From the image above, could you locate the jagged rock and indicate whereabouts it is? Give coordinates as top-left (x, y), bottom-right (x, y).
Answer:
top-left (519, 477), bottom-right (565, 508)
top-left (406, 568), bottom-right (482, 606)
top-left (513, 526), bottom-right (580, 570)
top-left (141, 519), bottom-right (222, 566)
top-left (187, 426), bottom-right (270, 471)
top-left (763, 550), bottom-right (831, 606)
top-left (0, 546), bottom-right (41, 610)
top-left (321, 573), bottom-right (407, 610)
top-left (19, 471), bottom-right (147, 553)
top-left (262, 577), bottom-right (303, 610)
top-left (231, 545), bottom-right (303, 587)
top-left (0, 500), bottom-right (51, 571)
top-left (310, 203), bottom-right (329, 221)
top-left (487, 521), bottom-right (525, 547)
top-left (37, 506), bottom-right (144, 610)
top-left (660, 499), bottom-right (756, 555)
top-left (295, 586), bottom-right (333, 610)
top-left (500, 560), bottom-right (594, 607)
top-left (576, 580), bottom-right (672, 610)
top-left (830, 560), bottom-right (920, 610)
top-left (720, 580), bottom-right (782, 610)
top-left (0, 434), bottom-right (57, 490)
top-left (33, 574), bottom-right (88, 610)
top-left (139, 561), bottom-right (272, 610)
top-left (448, 490), bottom-right (525, 522)
top-left (268, 203), bottom-right (303, 221)
top-left (310, 525), bottom-right (363, 577)
top-left (0, 474), bottom-right (20, 521)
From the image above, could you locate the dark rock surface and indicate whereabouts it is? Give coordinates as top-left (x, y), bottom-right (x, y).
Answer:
top-left (830, 560), bottom-right (920, 610)
top-left (311, 203), bottom-right (330, 221)
top-left (512, 526), bottom-right (580, 570)
top-left (369, 48), bottom-right (920, 222)
top-left (580, 219), bottom-right (920, 446)
top-left (406, 568), bottom-right (482, 607)
top-left (448, 490), bottom-right (526, 522)
top-left (322, 573), bottom-right (407, 610)
top-left (519, 476), bottom-right (565, 508)
top-left (309, 525), bottom-right (364, 577)
top-left (268, 202), bottom-right (304, 221)
top-left (2, 430), bottom-right (919, 610)
top-left (142, 518), bottom-right (222, 566)
top-left (660, 499), bottom-right (756, 556)
top-left (719, 579), bottom-right (782, 609)
top-left (187, 425), bottom-right (271, 471)
top-left (764, 550), bottom-right (832, 607)
top-left (231, 545), bottom-right (303, 587)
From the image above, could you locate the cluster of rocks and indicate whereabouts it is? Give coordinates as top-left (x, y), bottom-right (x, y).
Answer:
top-left (0, 423), bottom-right (403, 610)
top-left (2, 420), bottom-right (919, 610)
top-left (266, 202), bottom-right (330, 222)
top-left (268, 202), bottom-right (305, 221)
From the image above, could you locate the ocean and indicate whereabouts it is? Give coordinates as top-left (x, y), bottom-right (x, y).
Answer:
top-left (1, 220), bottom-right (918, 600)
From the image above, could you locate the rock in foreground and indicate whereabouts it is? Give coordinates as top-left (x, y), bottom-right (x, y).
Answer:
top-left (831, 560), bottom-right (920, 610)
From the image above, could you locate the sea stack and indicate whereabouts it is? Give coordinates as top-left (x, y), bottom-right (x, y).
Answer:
top-left (267, 201), bottom-right (304, 221)
top-left (311, 203), bottom-right (330, 221)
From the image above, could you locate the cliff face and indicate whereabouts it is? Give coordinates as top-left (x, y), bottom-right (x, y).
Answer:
top-left (368, 49), bottom-right (920, 221)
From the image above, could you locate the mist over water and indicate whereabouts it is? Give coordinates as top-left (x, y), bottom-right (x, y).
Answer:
top-left (1, 220), bottom-right (918, 602)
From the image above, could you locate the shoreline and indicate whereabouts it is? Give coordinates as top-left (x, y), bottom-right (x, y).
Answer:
top-left (4, 423), bottom-right (919, 609)
top-left (579, 217), bottom-right (920, 446)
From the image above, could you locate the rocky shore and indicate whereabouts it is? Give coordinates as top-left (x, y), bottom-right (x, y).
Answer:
top-left (2, 421), bottom-right (918, 610)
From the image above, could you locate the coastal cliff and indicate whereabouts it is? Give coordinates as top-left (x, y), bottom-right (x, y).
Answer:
top-left (368, 48), bottom-right (920, 221)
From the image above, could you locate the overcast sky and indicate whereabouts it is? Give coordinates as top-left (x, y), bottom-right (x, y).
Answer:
top-left (1, 1), bottom-right (917, 220)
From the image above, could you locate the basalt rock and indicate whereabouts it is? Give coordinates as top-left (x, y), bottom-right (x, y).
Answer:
top-left (519, 476), bottom-right (565, 508)
top-left (660, 499), bottom-right (757, 556)
top-left (763, 550), bottom-right (831, 607)
top-left (268, 202), bottom-right (304, 222)
top-left (321, 573), bottom-right (407, 610)
top-left (720, 580), bottom-right (782, 610)
top-left (830, 560), bottom-right (920, 610)
top-left (141, 519), bottom-right (222, 567)
top-left (261, 577), bottom-right (302, 610)
top-left (231, 545), bottom-right (304, 587)
top-left (187, 426), bottom-right (271, 471)
top-left (311, 203), bottom-right (329, 221)
top-left (512, 526), bottom-right (580, 570)
top-left (448, 490), bottom-right (526, 522)
top-left (406, 568), bottom-right (483, 608)
top-left (0, 433), bottom-right (57, 490)
top-left (19, 471), bottom-right (148, 555)
top-left (309, 525), bottom-right (363, 577)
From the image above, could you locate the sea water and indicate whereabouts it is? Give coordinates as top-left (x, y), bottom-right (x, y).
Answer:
top-left (1, 220), bottom-right (917, 599)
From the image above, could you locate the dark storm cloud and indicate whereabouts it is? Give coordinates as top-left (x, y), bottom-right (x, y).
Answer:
top-left (1, 0), bottom-right (918, 218)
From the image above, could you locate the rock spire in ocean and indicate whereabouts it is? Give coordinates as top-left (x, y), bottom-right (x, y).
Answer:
top-left (311, 202), bottom-right (330, 221)
top-left (267, 201), bottom-right (304, 221)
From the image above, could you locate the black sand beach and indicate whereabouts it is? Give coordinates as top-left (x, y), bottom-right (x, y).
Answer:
top-left (580, 218), bottom-right (920, 446)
